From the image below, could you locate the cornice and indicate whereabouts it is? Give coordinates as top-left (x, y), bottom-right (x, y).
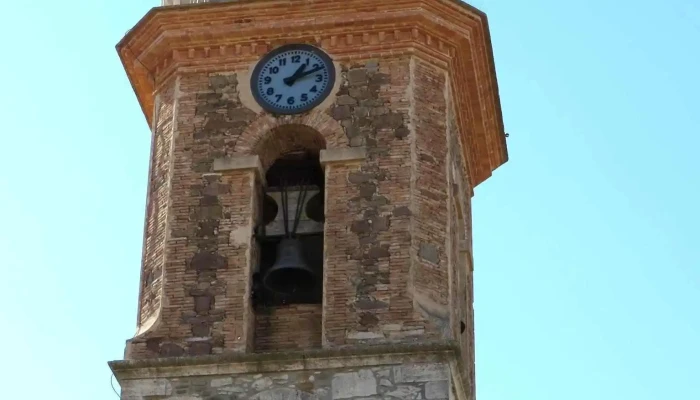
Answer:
top-left (116, 0), bottom-right (507, 185)
top-left (110, 341), bottom-right (458, 380)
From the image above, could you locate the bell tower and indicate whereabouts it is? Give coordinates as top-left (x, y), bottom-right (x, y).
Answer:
top-left (109, 0), bottom-right (508, 399)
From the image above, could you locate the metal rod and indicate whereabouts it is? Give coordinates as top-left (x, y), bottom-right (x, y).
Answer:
top-left (280, 178), bottom-right (290, 237)
top-left (291, 179), bottom-right (308, 236)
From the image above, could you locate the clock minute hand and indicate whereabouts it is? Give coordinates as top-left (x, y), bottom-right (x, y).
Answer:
top-left (295, 66), bottom-right (324, 80)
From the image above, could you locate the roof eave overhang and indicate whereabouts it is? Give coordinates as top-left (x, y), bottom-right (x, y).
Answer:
top-left (116, 0), bottom-right (507, 186)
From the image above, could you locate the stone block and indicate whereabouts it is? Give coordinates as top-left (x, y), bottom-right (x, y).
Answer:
top-left (384, 385), bottom-right (422, 399)
top-left (393, 364), bottom-right (448, 383)
top-left (425, 380), bottom-right (449, 399)
top-left (121, 378), bottom-right (173, 397)
top-left (332, 369), bottom-right (377, 399)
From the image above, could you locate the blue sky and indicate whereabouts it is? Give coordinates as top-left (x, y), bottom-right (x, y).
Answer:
top-left (0, 0), bottom-right (698, 399)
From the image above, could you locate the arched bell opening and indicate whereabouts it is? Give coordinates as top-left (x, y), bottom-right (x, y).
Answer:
top-left (251, 125), bottom-right (325, 352)
top-left (256, 149), bottom-right (325, 304)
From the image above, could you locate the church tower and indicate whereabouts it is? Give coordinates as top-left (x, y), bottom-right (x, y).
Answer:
top-left (109, 1), bottom-right (508, 399)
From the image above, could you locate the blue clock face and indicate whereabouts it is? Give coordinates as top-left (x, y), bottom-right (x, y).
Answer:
top-left (251, 44), bottom-right (336, 115)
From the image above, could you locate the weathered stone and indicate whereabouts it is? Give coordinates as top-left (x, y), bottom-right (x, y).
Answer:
top-left (189, 252), bottom-right (228, 271)
top-left (209, 74), bottom-right (235, 90)
top-left (371, 216), bottom-right (390, 232)
top-left (348, 172), bottom-right (374, 184)
top-left (349, 87), bottom-right (371, 99)
top-left (371, 107), bottom-right (389, 116)
top-left (366, 245), bottom-right (390, 259)
top-left (250, 388), bottom-right (311, 400)
top-left (332, 369), bottom-right (377, 399)
top-left (384, 385), bottom-right (422, 399)
top-left (350, 135), bottom-right (366, 147)
top-left (394, 126), bottom-right (410, 139)
top-left (368, 196), bottom-right (390, 207)
top-left (425, 380), bottom-right (449, 399)
top-left (418, 243), bottom-right (439, 264)
top-left (354, 106), bottom-right (371, 117)
top-left (365, 60), bottom-right (379, 73)
top-left (375, 113), bottom-right (404, 129)
top-left (145, 337), bottom-right (162, 353)
top-left (331, 105), bottom-right (352, 120)
top-left (194, 295), bottom-right (213, 313)
top-left (347, 68), bottom-right (369, 86)
top-left (195, 204), bottom-right (223, 219)
top-left (191, 322), bottom-right (211, 337)
top-left (337, 95), bottom-right (358, 105)
top-left (359, 183), bottom-right (377, 199)
top-left (360, 98), bottom-right (385, 107)
top-left (188, 341), bottom-right (212, 356)
top-left (370, 73), bottom-right (391, 85)
top-left (159, 342), bottom-right (185, 357)
top-left (351, 220), bottom-right (371, 234)
top-left (393, 364), bottom-right (449, 383)
top-left (228, 106), bottom-right (257, 122)
top-left (359, 312), bottom-right (379, 327)
top-left (121, 378), bottom-right (173, 398)
top-left (358, 235), bottom-right (377, 246)
top-left (354, 298), bottom-right (389, 310)
top-left (252, 377), bottom-right (274, 391)
top-left (210, 377), bottom-right (233, 388)
top-left (197, 220), bottom-right (219, 237)
top-left (392, 206), bottom-right (412, 217)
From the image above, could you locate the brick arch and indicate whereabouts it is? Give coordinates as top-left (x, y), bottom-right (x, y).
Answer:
top-left (234, 111), bottom-right (348, 170)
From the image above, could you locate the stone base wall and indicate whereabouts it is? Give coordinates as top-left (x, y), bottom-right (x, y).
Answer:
top-left (254, 304), bottom-right (322, 352)
top-left (119, 361), bottom-right (453, 400)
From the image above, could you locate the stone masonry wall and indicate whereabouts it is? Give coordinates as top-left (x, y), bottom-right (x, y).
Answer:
top-left (127, 73), bottom-right (261, 358)
top-left (119, 361), bottom-right (452, 400)
top-left (127, 55), bottom-right (473, 361)
top-left (323, 58), bottom-right (447, 346)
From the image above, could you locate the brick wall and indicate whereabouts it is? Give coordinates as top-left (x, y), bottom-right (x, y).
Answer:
top-left (254, 304), bottom-right (323, 352)
top-left (447, 85), bottom-right (477, 398)
top-left (126, 54), bottom-right (480, 361)
top-left (411, 59), bottom-right (451, 339)
top-left (117, 3), bottom-right (507, 400)
top-left (136, 83), bottom-right (174, 335)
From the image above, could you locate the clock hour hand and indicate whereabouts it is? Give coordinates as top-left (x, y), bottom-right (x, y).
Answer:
top-left (283, 64), bottom-right (307, 86)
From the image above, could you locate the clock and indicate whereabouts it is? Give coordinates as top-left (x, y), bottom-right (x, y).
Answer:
top-left (250, 44), bottom-right (336, 115)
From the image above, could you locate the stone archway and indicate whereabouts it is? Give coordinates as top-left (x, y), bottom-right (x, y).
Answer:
top-left (251, 124), bottom-right (327, 172)
top-left (234, 110), bottom-right (348, 170)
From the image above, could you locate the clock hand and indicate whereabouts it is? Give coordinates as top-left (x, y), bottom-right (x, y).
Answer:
top-left (283, 64), bottom-right (307, 86)
top-left (295, 66), bottom-right (324, 80)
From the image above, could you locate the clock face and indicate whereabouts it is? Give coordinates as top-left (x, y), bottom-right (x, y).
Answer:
top-left (251, 44), bottom-right (336, 115)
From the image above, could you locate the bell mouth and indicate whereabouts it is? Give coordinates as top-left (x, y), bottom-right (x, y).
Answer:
top-left (263, 267), bottom-right (315, 295)
top-left (262, 238), bottom-right (316, 295)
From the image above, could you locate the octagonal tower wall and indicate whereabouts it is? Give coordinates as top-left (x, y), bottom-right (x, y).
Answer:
top-left (113, 2), bottom-right (507, 399)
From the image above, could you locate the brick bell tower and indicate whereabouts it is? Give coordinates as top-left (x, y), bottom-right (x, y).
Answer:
top-left (109, 1), bottom-right (508, 399)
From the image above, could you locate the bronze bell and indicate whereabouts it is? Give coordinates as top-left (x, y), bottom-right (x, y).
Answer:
top-left (263, 238), bottom-right (316, 295)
